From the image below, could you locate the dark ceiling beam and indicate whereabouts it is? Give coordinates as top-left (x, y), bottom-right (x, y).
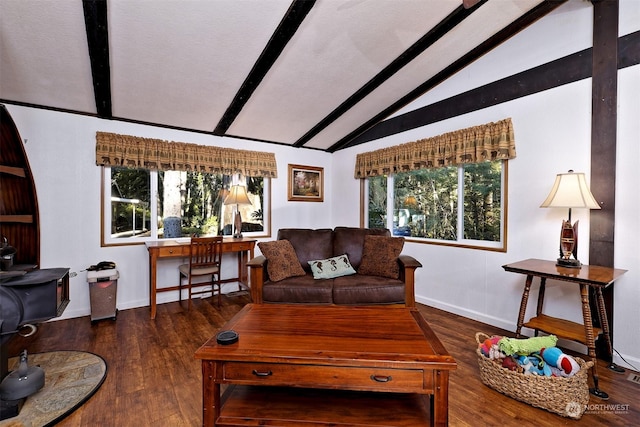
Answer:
top-left (213, 0), bottom-right (315, 135)
top-left (4, 30), bottom-right (635, 153)
top-left (292, 0), bottom-right (487, 148)
top-left (332, 30), bottom-right (638, 149)
top-left (328, 0), bottom-right (568, 152)
top-left (82, 0), bottom-right (112, 118)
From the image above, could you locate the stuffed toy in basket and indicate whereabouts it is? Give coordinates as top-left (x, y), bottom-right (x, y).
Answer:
top-left (475, 332), bottom-right (593, 419)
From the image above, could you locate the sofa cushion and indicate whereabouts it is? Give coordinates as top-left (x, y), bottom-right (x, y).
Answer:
top-left (332, 274), bottom-right (405, 305)
top-left (358, 235), bottom-right (405, 279)
top-left (308, 254), bottom-right (356, 279)
top-left (278, 228), bottom-right (334, 273)
top-left (262, 273), bottom-right (333, 304)
top-left (258, 240), bottom-right (306, 282)
top-left (333, 227), bottom-right (389, 270)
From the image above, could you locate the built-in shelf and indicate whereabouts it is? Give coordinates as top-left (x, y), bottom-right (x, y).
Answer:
top-left (0, 165), bottom-right (26, 177)
top-left (1, 105), bottom-right (40, 267)
top-left (0, 215), bottom-right (34, 224)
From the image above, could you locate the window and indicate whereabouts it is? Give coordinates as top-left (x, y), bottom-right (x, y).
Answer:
top-left (365, 160), bottom-right (507, 251)
top-left (102, 167), bottom-right (270, 245)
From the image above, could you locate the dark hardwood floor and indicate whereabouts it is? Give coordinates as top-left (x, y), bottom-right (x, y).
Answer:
top-left (5, 294), bottom-right (639, 426)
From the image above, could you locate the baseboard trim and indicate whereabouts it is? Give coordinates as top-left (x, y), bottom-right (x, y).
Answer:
top-left (415, 295), bottom-right (516, 332)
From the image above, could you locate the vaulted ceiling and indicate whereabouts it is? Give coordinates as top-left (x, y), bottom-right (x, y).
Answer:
top-left (0, 0), bottom-right (565, 152)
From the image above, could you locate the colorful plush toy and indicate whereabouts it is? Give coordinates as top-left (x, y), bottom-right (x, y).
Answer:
top-left (529, 353), bottom-right (552, 376)
top-left (516, 355), bottom-right (534, 374)
top-left (498, 335), bottom-right (558, 356)
top-left (501, 355), bottom-right (522, 372)
top-left (540, 347), bottom-right (581, 377)
top-left (516, 354), bottom-right (552, 376)
top-left (479, 335), bottom-right (504, 360)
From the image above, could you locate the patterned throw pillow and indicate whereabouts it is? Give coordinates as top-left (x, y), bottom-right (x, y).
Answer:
top-left (308, 254), bottom-right (356, 279)
top-left (358, 235), bottom-right (404, 279)
top-left (258, 240), bottom-right (306, 282)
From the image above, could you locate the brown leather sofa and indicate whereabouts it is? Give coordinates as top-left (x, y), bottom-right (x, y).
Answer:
top-left (248, 227), bottom-right (422, 306)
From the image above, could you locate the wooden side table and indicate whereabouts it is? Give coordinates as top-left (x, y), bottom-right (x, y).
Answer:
top-left (502, 258), bottom-right (627, 399)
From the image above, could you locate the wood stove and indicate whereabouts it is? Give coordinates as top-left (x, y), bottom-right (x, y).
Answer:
top-left (0, 268), bottom-right (69, 419)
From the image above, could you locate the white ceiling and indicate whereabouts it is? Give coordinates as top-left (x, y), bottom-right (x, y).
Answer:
top-left (0, 0), bottom-right (557, 152)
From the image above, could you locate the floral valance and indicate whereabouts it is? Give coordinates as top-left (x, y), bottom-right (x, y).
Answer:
top-left (354, 118), bottom-right (516, 178)
top-left (96, 132), bottom-right (277, 178)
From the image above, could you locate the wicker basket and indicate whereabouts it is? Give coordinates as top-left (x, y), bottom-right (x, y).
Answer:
top-left (475, 332), bottom-right (594, 419)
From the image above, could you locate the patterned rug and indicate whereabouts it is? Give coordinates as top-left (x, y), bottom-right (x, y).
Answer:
top-left (0, 351), bottom-right (107, 427)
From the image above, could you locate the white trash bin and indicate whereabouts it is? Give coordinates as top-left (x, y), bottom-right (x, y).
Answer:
top-left (87, 269), bottom-right (119, 322)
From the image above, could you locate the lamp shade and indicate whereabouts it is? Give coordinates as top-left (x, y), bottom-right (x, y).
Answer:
top-left (223, 185), bottom-right (252, 206)
top-left (540, 171), bottom-right (600, 210)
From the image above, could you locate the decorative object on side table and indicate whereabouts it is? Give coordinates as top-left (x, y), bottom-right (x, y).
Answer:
top-left (288, 164), bottom-right (323, 202)
top-left (224, 185), bottom-right (252, 239)
top-left (540, 170), bottom-right (601, 268)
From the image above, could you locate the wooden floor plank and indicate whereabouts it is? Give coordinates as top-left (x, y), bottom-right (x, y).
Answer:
top-left (4, 295), bottom-right (639, 426)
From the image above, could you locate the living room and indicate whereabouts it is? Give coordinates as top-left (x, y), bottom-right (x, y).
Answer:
top-left (1, 0), bottom-right (639, 424)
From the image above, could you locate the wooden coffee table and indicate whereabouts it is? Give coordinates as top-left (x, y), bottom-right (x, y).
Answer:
top-left (195, 304), bottom-right (456, 426)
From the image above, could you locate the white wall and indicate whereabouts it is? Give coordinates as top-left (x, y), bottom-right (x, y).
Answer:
top-left (5, 0), bottom-right (638, 369)
top-left (335, 79), bottom-right (598, 339)
top-left (6, 104), bottom-right (333, 315)
top-left (614, 63), bottom-right (640, 370)
top-left (335, 0), bottom-right (640, 369)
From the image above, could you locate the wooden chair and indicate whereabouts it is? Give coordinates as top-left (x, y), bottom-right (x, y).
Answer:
top-left (179, 237), bottom-right (223, 309)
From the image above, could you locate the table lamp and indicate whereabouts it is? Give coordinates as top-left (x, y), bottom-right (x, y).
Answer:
top-left (540, 170), bottom-right (600, 268)
top-left (223, 185), bottom-right (252, 239)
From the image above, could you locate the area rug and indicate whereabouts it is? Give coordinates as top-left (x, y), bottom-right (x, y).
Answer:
top-left (0, 351), bottom-right (107, 427)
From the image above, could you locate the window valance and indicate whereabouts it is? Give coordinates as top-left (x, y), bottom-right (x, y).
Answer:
top-left (354, 118), bottom-right (516, 178)
top-left (96, 132), bottom-right (277, 178)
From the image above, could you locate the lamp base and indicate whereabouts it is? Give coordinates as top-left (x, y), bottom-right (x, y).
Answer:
top-left (556, 257), bottom-right (582, 268)
top-left (232, 210), bottom-right (243, 239)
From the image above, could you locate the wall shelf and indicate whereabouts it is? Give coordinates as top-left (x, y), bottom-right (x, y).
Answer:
top-left (0, 165), bottom-right (26, 177)
top-left (0, 215), bottom-right (34, 224)
top-left (0, 105), bottom-right (40, 267)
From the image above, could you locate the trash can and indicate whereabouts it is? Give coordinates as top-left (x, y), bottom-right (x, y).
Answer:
top-left (87, 269), bottom-right (119, 322)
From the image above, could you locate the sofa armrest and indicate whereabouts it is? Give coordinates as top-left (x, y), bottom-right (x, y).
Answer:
top-left (398, 254), bottom-right (422, 307)
top-left (247, 255), bottom-right (267, 303)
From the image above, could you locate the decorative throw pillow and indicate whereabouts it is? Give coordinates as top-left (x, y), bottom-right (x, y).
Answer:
top-left (258, 240), bottom-right (306, 282)
top-left (308, 254), bottom-right (356, 280)
top-left (358, 235), bottom-right (404, 279)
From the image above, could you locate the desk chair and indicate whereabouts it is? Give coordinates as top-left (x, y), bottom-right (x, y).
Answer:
top-left (179, 236), bottom-right (223, 309)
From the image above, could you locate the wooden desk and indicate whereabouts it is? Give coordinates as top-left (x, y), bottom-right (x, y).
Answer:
top-left (195, 304), bottom-right (456, 427)
top-left (502, 258), bottom-right (627, 399)
top-left (146, 238), bottom-right (256, 319)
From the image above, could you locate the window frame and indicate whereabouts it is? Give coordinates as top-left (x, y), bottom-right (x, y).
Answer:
top-left (362, 160), bottom-right (508, 252)
top-left (101, 166), bottom-right (271, 247)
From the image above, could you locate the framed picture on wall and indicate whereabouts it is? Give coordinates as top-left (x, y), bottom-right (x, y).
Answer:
top-left (288, 164), bottom-right (324, 202)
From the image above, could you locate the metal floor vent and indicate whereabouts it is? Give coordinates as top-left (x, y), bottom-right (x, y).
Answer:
top-left (627, 373), bottom-right (640, 385)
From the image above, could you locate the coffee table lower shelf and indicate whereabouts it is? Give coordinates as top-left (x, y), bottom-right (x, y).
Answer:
top-left (217, 385), bottom-right (430, 426)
